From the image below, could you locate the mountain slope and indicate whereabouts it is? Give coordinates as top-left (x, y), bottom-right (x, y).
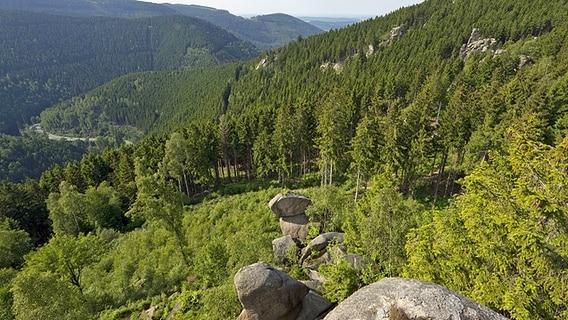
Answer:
top-left (39, 64), bottom-right (239, 141)
top-left (165, 5), bottom-right (324, 49)
top-left (0, 9), bottom-right (257, 135)
top-left (0, 0), bottom-right (325, 50)
top-left (0, 0), bottom-right (176, 17)
top-left (8, 0), bottom-right (568, 319)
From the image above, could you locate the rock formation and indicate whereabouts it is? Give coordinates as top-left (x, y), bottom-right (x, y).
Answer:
top-left (379, 26), bottom-right (406, 47)
top-left (459, 28), bottom-right (497, 59)
top-left (324, 277), bottom-right (509, 320)
top-left (268, 192), bottom-right (362, 293)
top-left (234, 262), bottom-right (332, 320)
top-left (269, 192), bottom-right (312, 242)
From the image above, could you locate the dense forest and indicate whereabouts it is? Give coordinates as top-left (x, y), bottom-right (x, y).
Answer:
top-left (163, 5), bottom-right (324, 50)
top-left (2, 0), bottom-right (568, 319)
top-left (0, 9), bottom-right (257, 135)
top-left (0, 0), bottom-right (325, 50)
top-left (39, 65), bottom-right (239, 141)
top-left (0, 0), bottom-right (177, 17)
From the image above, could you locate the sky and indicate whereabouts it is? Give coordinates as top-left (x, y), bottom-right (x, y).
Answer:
top-left (148, 0), bottom-right (425, 18)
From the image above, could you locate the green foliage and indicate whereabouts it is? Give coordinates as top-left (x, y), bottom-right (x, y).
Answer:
top-left (11, 270), bottom-right (95, 320)
top-left (0, 220), bottom-right (32, 269)
top-left (405, 132), bottom-right (568, 319)
top-left (129, 159), bottom-right (190, 266)
top-left (0, 132), bottom-right (89, 183)
top-left (0, 9), bottom-right (257, 135)
top-left (304, 185), bottom-right (355, 234)
top-left (40, 64), bottom-right (240, 140)
top-left (0, 268), bottom-right (16, 320)
top-left (346, 183), bottom-right (423, 277)
top-left (319, 258), bottom-right (361, 303)
top-left (0, 179), bottom-right (50, 246)
top-left (6, 0), bottom-right (568, 319)
top-left (47, 182), bottom-right (126, 235)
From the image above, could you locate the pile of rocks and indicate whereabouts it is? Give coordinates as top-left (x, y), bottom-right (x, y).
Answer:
top-left (270, 192), bottom-right (312, 265)
top-left (269, 192), bottom-right (362, 290)
top-left (233, 191), bottom-right (508, 320)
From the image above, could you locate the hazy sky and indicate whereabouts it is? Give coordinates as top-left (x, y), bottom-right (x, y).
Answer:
top-left (148, 0), bottom-right (425, 18)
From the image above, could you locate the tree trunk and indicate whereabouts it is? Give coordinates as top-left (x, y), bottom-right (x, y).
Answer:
top-left (355, 165), bottom-right (361, 202)
top-left (433, 147), bottom-right (448, 206)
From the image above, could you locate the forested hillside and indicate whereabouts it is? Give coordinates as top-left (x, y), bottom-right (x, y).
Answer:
top-left (0, 9), bottom-right (257, 135)
top-left (0, 0), bottom-right (325, 51)
top-left (40, 65), bottom-right (239, 140)
top-left (164, 5), bottom-right (324, 50)
top-left (3, 0), bottom-right (568, 319)
top-left (0, 0), bottom-right (177, 17)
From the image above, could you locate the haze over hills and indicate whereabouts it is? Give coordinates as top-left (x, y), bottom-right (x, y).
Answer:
top-left (298, 16), bottom-right (365, 30)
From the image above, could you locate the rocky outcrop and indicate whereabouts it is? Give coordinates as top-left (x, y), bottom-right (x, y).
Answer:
top-left (518, 54), bottom-right (533, 68)
top-left (324, 277), bottom-right (509, 320)
top-left (234, 262), bottom-right (332, 320)
top-left (269, 192), bottom-right (312, 243)
top-left (379, 26), bottom-right (406, 47)
top-left (256, 56), bottom-right (271, 69)
top-left (459, 28), bottom-right (498, 59)
top-left (389, 26), bottom-right (406, 41)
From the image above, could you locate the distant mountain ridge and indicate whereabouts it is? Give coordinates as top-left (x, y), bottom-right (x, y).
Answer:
top-left (298, 17), bottom-right (364, 30)
top-left (0, 0), bottom-right (325, 50)
top-left (0, 8), bottom-right (257, 135)
top-left (166, 4), bottom-right (324, 49)
top-left (0, 0), bottom-right (176, 17)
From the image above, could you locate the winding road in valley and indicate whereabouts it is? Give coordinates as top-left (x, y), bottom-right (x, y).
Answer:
top-left (31, 124), bottom-right (98, 142)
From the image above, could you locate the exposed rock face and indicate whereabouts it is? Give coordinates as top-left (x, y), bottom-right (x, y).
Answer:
top-left (518, 54), bottom-right (533, 68)
top-left (379, 26), bottom-right (406, 46)
top-left (324, 277), bottom-right (509, 320)
top-left (256, 56), bottom-right (271, 69)
top-left (390, 26), bottom-right (406, 41)
top-left (280, 214), bottom-right (310, 242)
top-left (269, 192), bottom-right (313, 218)
top-left (460, 28), bottom-right (497, 59)
top-left (272, 235), bottom-right (298, 264)
top-left (234, 262), bottom-right (332, 320)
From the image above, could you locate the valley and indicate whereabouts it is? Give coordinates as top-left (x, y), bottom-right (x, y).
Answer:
top-left (1, 0), bottom-right (568, 319)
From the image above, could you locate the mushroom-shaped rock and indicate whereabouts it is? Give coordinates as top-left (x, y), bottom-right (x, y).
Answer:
top-left (235, 262), bottom-right (332, 320)
top-left (272, 235), bottom-right (299, 264)
top-left (324, 277), bottom-right (509, 320)
top-left (269, 192), bottom-right (312, 218)
top-left (280, 214), bottom-right (310, 241)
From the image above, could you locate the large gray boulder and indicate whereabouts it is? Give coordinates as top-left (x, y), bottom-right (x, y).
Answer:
top-left (269, 192), bottom-right (312, 218)
top-left (324, 277), bottom-right (509, 320)
top-left (280, 213), bottom-right (310, 241)
top-left (234, 262), bottom-right (332, 320)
